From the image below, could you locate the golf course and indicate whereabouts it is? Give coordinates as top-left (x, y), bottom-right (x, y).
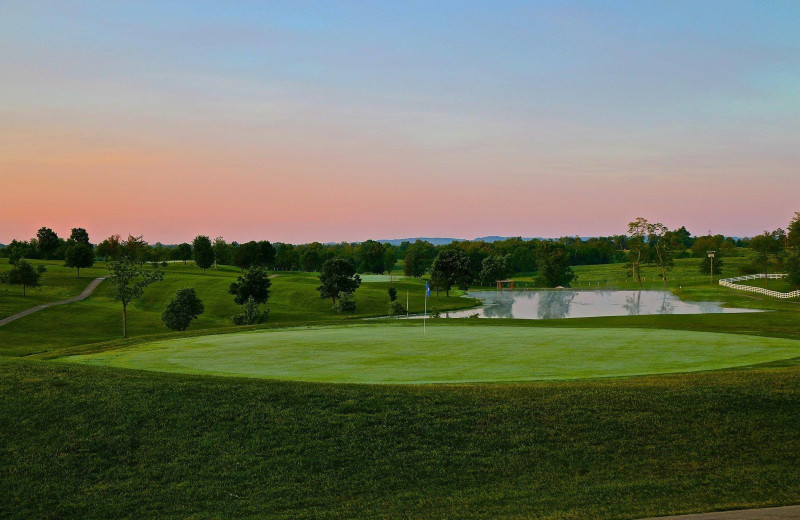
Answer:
top-left (65, 324), bottom-right (800, 383)
top-left (3, 251), bottom-right (800, 519)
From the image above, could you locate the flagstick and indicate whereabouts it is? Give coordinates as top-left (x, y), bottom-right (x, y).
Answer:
top-left (406, 290), bottom-right (409, 319)
top-left (424, 290), bottom-right (427, 334)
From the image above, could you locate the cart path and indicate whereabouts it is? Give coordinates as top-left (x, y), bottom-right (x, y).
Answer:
top-left (640, 504), bottom-right (800, 519)
top-left (0, 277), bottom-right (106, 327)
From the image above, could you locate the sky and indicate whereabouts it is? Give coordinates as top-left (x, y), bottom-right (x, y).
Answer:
top-left (1, 1), bottom-right (798, 244)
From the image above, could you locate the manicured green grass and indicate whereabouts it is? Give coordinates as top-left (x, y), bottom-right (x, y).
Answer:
top-left (64, 324), bottom-right (800, 383)
top-left (0, 261), bottom-right (477, 357)
top-left (3, 357), bottom-right (800, 519)
top-left (0, 259), bottom-right (109, 319)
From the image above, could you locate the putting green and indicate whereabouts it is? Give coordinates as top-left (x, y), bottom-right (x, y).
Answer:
top-left (64, 325), bottom-right (800, 383)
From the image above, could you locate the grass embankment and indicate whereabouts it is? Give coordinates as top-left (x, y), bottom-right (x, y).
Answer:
top-left (65, 324), bottom-right (800, 383)
top-left (3, 357), bottom-right (800, 519)
top-left (0, 260), bottom-right (477, 357)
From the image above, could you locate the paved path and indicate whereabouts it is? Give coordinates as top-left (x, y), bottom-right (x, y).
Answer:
top-left (0, 277), bottom-right (106, 327)
top-left (640, 505), bottom-right (800, 519)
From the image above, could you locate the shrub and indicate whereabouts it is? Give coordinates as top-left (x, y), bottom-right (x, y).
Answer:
top-left (332, 291), bottom-right (356, 314)
top-left (233, 296), bottom-right (269, 325)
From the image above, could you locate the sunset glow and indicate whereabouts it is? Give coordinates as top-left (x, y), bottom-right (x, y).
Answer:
top-left (2, 1), bottom-right (798, 243)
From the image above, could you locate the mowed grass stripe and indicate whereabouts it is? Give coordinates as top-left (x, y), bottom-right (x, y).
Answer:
top-left (63, 325), bottom-right (800, 383)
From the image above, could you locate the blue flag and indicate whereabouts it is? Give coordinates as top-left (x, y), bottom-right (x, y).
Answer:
top-left (426, 281), bottom-right (430, 297)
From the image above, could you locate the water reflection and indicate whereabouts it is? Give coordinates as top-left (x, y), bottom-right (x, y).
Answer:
top-left (537, 290), bottom-right (576, 319)
top-left (442, 290), bottom-right (759, 320)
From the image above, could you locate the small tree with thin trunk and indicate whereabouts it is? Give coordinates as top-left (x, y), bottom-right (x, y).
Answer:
top-left (6, 260), bottom-right (46, 296)
top-left (64, 243), bottom-right (94, 278)
top-left (161, 288), bottom-right (205, 331)
top-left (193, 235), bottom-right (214, 273)
top-left (108, 258), bottom-right (163, 338)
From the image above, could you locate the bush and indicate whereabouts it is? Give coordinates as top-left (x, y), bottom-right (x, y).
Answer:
top-left (333, 292), bottom-right (356, 314)
top-left (388, 300), bottom-right (405, 316)
top-left (387, 286), bottom-right (398, 302)
top-left (233, 296), bottom-right (269, 325)
top-left (161, 288), bottom-right (205, 331)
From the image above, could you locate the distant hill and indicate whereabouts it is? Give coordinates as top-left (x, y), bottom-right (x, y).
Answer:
top-left (376, 236), bottom-right (537, 246)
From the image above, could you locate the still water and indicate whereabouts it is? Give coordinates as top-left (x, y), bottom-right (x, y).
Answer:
top-left (441, 290), bottom-right (759, 320)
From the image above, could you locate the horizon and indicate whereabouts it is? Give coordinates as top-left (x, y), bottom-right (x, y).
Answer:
top-left (2, 1), bottom-right (798, 244)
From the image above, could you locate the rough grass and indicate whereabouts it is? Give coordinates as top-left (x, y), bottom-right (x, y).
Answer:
top-left (63, 324), bottom-right (800, 383)
top-left (3, 357), bottom-right (800, 519)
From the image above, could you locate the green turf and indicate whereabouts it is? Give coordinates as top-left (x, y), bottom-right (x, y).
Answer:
top-left (4, 357), bottom-right (800, 520)
top-left (0, 260), bottom-right (477, 357)
top-left (64, 324), bottom-right (800, 383)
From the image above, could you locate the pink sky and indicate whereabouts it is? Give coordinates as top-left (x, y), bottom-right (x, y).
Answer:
top-left (2, 2), bottom-right (798, 244)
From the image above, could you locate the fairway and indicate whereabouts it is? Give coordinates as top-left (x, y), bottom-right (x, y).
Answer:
top-left (65, 325), bottom-right (800, 383)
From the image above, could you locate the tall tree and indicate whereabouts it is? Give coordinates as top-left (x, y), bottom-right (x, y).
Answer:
top-left (535, 242), bottom-right (575, 287)
top-left (229, 266), bottom-right (272, 305)
top-left (192, 235), bottom-right (214, 273)
top-left (403, 240), bottom-right (437, 277)
top-left (429, 249), bottom-right (470, 296)
top-left (232, 241), bottom-right (257, 271)
top-left (212, 236), bottom-right (230, 269)
top-left (64, 242), bottom-right (94, 278)
top-left (479, 254), bottom-right (509, 286)
top-left (255, 241), bottom-right (276, 268)
top-left (96, 234), bottom-right (122, 261)
top-left (69, 227), bottom-right (90, 245)
top-left (750, 230), bottom-right (784, 288)
top-left (161, 288), bottom-right (205, 331)
top-left (355, 240), bottom-right (386, 274)
top-left (788, 212), bottom-right (800, 249)
top-left (174, 243), bottom-right (192, 265)
top-left (107, 258), bottom-right (163, 338)
top-left (317, 257), bottom-right (361, 304)
top-left (36, 227), bottom-right (59, 260)
top-left (6, 260), bottom-right (46, 296)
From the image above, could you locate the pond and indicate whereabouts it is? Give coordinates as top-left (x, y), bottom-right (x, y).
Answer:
top-left (438, 290), bottom-right (759, 320)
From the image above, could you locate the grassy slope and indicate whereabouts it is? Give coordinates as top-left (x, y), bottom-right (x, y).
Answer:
top-left (0, 260), bottom-right (477, 357)
top-left (64, 324), bottom-right (800, 383)
top-left (3, 357), bottom-right (800, 520)
top-left (3, 255), bottom-right (800, 518)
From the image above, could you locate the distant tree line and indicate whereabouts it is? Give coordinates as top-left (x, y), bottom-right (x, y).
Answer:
top-left (4, 214), bottom-right (799, 291)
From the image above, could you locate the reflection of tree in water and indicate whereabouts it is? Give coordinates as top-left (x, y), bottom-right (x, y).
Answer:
top-left (624, 291), bottom-right (642, 315)
top-left (484, 293), bottom-right (515, 318)
top-left (658, 292), bottom-right (674, 314)
top-left (537, 291), bottom-right (576, 319)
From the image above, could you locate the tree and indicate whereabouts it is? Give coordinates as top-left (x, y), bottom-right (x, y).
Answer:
top-left (387, 286), bottom-right (398, 302)
top-left (788, 212), bottom-right (800, 249)
top-left (69, 227), bottom-right (90, 245)
top-left (96, 234), bottom-right (122, 261)
top-left (786, 252), bottom-right (800, 290)
top-left (7, 260), bottom-right (46, 296)
top-left (317, 257), bottom-right (361, 304)
top-left (107, 258), bottom-right (163, 338)
top-left (7, 239), bottom-right (31, 265)
top-left (122, 235), bottom-right (149, 265)
top-left (232, 296), bottom-right (269, 325)
top-left (36, 227), bottom-right (59, 260)
top-left (161, 288), bottom-right (205, 331)
top-left (274, 243), bottom-right (299, 270)
top-left (535, 241), bottom-right (575, 287)
top-left (229, 266), bottom-right (271, 305)
top-left (255, 241), bottom-right (276, 268)
top-left (479, 254), bottom-right (509, 285)
top-left (64, 242), bottom-right (94, 278)
top-left (212, 236), bottom-right (230, 269)
top-left (232, 241), bottom-right (257, 271)
top-left (192, 235), bottom-right (214, 273)
top-left (332, 291), bottom-right (356, 314)
top-left (356, 239), bottom-right (386, 273)
top-left (299, 242), bottom-right (330, 272)
top-left (750, 230), bottom-right (784, 287)
top-left (647, 222), bottom-right (674, 285)
top-left (626, 217), bottom-right (649, 286)
top-left (403, 240), bottom-right (437, 277)
top-left (429, 249), bottom-right (470, 296)
top-left (175, 243), bottom-right (192, 265)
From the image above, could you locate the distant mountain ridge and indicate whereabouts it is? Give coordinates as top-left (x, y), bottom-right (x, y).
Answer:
top-left (375, 236), bottom-right (537, 246)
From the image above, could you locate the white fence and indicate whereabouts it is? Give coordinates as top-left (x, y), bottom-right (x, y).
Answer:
top-left (719, 273), bottom-right (800, 299)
